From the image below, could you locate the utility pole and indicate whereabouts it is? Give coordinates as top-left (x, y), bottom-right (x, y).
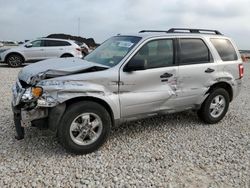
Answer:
top-left (78, 17), bottom-right (80, 36)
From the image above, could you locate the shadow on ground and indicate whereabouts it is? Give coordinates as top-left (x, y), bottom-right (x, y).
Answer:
top-left (5, 111), bottom-right (203, 156)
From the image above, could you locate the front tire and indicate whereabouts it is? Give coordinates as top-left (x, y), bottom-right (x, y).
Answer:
top-left (58, 101), bottom-right (111, 154)
top-left (198, 88), bottom-right (230, 124)
top-left (6, 54), bottom-right (24, 67)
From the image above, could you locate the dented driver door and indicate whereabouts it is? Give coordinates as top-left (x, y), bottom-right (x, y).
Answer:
top-left (119, 38), bottom-right (179, 118)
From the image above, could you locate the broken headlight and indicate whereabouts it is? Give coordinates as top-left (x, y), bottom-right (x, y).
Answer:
top-left (21, 86), bottom-right (43, 101)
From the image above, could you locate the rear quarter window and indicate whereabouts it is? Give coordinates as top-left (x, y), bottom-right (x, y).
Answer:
top-left (210, 38), bottom-right (238, 61)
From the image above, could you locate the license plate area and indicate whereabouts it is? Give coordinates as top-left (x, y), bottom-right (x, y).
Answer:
top-left (20, 108), bottom-right (48, 127)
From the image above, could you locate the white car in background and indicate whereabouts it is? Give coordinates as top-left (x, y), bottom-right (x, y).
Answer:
top-left (0, 38), bottom-right (83, 67)
top-left (1, 41), bottom-right (19, 47)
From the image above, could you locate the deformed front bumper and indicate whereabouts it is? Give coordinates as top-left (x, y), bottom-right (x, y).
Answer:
top-left (12, 80), bottom-right (25, 139)
top-left (12, 80), bottom-right (25, 106)
top-left (12, 103), bottom-right (48, 139)
top-left (11, 80), bottom-right (66, 140)
top-left (11, 80), bottom-right (48, 139)
top-left (12, 105), bottom-right (24, 140)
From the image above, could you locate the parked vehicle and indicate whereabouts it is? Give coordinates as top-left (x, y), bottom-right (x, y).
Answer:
top-left (0, 38), bottom-right (82, 67)
top-left (1, 40), bottom-right (19, 47)
top-left (239, 50), bottom-right (250, 61)
top-left (12, 28), bottom-right (243, 154)
top-left (74, 41), bottom-right (89, 56)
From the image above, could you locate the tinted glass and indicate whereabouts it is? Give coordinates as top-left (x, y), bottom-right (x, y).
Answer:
top-left (85, 36), bottom-right (141, 67)
top-left (179, 39), bottom-right (210, 65)
top-left (130, 39), bottom-right (174, 69)
top-left (210, 39), bottom-right (238, 61)
top-left (45, 40), bottom-right (71, 47)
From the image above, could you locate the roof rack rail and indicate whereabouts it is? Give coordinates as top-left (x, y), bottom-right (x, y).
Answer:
top-left (167, 28), bottom-right (222, 35)
top-left (139, 30), bottom-right (168, 33)
top-left (139, 28), bottom-right (222, 35)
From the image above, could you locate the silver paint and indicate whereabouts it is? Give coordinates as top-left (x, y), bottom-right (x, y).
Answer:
top-left (12, 33), bottom-right (243, 129)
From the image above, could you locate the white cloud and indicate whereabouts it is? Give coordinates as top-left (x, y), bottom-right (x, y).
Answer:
top-left (0, 0), bottom-right (249, 49)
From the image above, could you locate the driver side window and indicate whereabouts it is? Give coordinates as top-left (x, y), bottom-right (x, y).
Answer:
top-left (31, 40), bottom-right (44, 47)
top-left (131, 39), bottom-right (174, 69)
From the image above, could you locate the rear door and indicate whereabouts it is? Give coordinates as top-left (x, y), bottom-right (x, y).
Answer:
top-left (44, 40), bottom-right (71, 58)
top-left (119, 38), bottom-right (179, 118)
top-left (177, 37), bottom-right (217, 107)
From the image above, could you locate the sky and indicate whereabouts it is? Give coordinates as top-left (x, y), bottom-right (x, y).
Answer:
top-left (0, 0), bottom-right (250, 49)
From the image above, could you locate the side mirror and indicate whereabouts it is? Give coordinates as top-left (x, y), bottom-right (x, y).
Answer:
top-left (25, 43), bottom-right (32, 48)
top-left (124, 59), bottom-right (146, 72)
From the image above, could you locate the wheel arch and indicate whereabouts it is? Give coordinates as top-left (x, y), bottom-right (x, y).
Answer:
top-left (64, 96), bottom-right (115, 126)
top-left (49, 96), bottom-right (116, 134)
top-left (206, 82), bottom-right (233, 102)
top-left (5, 52), bottom-right (25, 62)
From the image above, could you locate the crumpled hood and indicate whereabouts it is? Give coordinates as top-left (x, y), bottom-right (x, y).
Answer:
top-left (18, 57), bottom-right (108, 84)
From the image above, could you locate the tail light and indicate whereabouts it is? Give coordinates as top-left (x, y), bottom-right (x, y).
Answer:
top-left (76, 48), bottom-right (81, 52)
top-left (239, 64), bottom-right (244, 79)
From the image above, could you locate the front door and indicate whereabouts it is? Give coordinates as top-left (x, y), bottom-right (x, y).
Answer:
top-left (23, 40), bottom-right (46, 60)
top-left (119, 38), bottom-right (179, 118)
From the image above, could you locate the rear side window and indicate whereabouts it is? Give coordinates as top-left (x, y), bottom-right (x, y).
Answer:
top-left (179, 38), bottom-right (211, 65)
top-left (45, 40), bottom-right (71, 47)
top-left (210, 38), bottom-right (238, 61)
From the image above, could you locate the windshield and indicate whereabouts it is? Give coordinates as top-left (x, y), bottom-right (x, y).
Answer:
top-left (84, 36), bottom-right (141, 67)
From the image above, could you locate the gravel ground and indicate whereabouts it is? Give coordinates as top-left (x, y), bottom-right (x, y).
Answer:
top-left (0, 63), bottom-right (249, 187)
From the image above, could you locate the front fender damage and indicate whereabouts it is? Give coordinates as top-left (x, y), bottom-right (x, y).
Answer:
top-left (18, 80), bottom-right (119, 134)
top-left (32, 80), bottom-right (118, 131)
top-left (37, 80), bottom-right (114, 107)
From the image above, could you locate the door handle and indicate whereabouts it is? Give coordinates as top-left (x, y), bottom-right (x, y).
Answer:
top-left (160, 72), bottom-right (173, 78)
top-left (205, 68), bottom-right (215, 73)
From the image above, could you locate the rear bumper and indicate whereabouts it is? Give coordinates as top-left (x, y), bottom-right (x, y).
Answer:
top-left (232, 79), bottom-right (242, 100)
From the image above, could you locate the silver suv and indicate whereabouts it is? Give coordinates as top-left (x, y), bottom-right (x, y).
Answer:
top-left (0, 38), bottom-right (82, 67)
top-left (12, 28), bottom-right (244, 154)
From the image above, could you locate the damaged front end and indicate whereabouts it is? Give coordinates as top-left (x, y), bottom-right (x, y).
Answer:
top-left (12, 78), bottom-right (49, 139)
top-left (11, 58), bottom-right (111, 140)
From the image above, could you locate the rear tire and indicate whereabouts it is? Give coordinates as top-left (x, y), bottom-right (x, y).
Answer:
top-left (6, 54), bottom-right (24, 67)
top-left (58, 101), bottom-right (111, 154)
top-left (198, 88), bottom-right (230, 124)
